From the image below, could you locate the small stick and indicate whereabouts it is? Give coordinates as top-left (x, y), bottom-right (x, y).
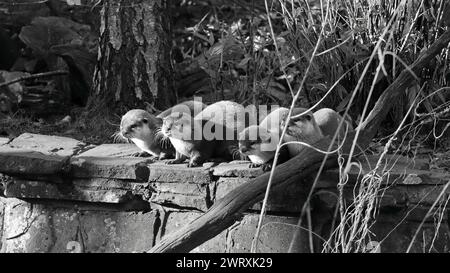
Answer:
top-left (0, 70), bottom-right (69, 88)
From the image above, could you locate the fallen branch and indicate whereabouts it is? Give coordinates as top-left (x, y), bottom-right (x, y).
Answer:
top-left (0, 70), bottom-right (69, 88)
top-left (148, 28), bottom-right (450, 253)
top-left (149, 137), bottom-right (341, 253)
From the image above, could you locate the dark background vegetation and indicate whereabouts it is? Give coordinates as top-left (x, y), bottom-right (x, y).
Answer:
top-left (0, 0), bottom-right (448, 150)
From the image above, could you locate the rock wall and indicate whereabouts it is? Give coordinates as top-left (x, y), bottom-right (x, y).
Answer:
top-left (0, 133), bottom-right (449, 253)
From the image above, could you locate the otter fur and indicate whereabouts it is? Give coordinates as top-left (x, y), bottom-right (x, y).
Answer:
top-left (161, 100), bottom-right (252, 167)
top-left (119, 100), bottom-right (205, 159)
top-left (238, 107), bottom-right (292, 170)
top-left (282, 107), bottom-right (353, 158)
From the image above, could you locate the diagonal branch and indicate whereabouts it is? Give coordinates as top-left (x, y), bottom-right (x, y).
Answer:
top-left (147, 28), bottom-right (450, 253)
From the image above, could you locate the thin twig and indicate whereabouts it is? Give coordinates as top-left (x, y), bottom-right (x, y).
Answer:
top-left (0, 70), bottom-right (69, 88)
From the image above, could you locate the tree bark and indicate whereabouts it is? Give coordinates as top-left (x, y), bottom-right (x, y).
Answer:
top-left (87, 0), bottom-right (175, 116)
top-left (147, 28), bottom-right (450, 253)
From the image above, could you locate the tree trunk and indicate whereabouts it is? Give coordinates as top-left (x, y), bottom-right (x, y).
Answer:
top-left (87, 0), bottom-right (175, 116)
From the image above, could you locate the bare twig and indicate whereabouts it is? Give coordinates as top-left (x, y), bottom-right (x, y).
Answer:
top-left (0, 70), bottom-right (69, 88)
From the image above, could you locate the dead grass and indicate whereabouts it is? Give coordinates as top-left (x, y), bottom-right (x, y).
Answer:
top-left (0, 107), bottom-right (119, 145)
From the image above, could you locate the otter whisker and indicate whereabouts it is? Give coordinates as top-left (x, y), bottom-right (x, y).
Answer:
top-left (158, 136), bottom-right (165, 146)
top-left (112, 131), bottom-right (128, 143)
top-left (164, 136), bottom-right (171, 149)
top-left (112, 132), bottom-right (120, 143)
top-left (106, 118), bottom-right (120, 126)
top-left (162, 137), bottom-right (167, 148)
top-left (113, 134), bottom-right (119, 143)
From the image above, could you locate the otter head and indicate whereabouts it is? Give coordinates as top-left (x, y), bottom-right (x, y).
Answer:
top-left (161, 112), bottom-right (195, 141)
top-left (238, 125), bottom-right (278, 164)
top-left (281, 108), bottom-right (323, 144)
top-left (120, 109), bottom-right (162, 156)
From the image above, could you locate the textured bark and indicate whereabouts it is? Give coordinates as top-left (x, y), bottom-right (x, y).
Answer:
top-left (88, 0), bottom-right (175, 115)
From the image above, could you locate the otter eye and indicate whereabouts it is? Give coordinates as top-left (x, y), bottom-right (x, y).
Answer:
top-left (142, 118), bottom-right (148, 124)
top-left (286, 119), bottom-right (296, 126)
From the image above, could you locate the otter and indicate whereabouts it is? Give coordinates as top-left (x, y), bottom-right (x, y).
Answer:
top-left (282, 107), bottom-right (353, 158)
top-left (238, 107), bottom-right (293, 170)
top-left (238, 125), bottom-right (290, 171)
top-left (119, 100), bottom-right (206, 159)
top-left (161, 100), bottom-right (252, 167)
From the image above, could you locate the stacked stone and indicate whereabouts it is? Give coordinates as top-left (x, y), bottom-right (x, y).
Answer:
top-left (0, 133), bottom-right (449, 252)
top-left (0, 133), bottom-right (155, 252)
top-left (0, 134), bottom-right (152, 204)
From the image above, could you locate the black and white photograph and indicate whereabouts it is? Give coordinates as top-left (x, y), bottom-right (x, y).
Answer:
top-left (0, 0), bottom-right (449, 259)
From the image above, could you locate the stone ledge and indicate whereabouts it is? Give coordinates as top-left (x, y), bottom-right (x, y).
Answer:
top-left (148, 162), bottom-right (213, 184)
top-left (5, 133), bottom-right (86, 157)
top-left (0, 137), bottom-right (10, 146)
top-left (77, 144), bottom-right (141, 157)
top-left (3, 178), bottom-right (149, 204)
top-left (150, 182), bottom-right (212, 211)
top-left (70, 157), bottom-right (152, 181)
top-left (313, 183), bottom-right (450, 210)
top-left (215, 177), bottom-right (309, 213)
top-left (1, 135), bottom-right (448, 212)
top-left (211, 161), bottom-right (265, 177)
top-left (0, 149), bottom-right (70, 175)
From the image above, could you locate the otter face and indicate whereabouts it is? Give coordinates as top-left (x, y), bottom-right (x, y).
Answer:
top-left (120, 109), bottom-right (162, 156)
top-left (161, 112), bottom-right (193, 140)
top-left (281, 110), bottom-right (320, 141)
top-left (238, 126), bottom-right (277, 164)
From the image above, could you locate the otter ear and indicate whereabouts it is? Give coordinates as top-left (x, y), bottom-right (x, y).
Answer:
top-left (291, 112), bottom-right (313, 122)
top-left (155, 117), bottom-right (163, 128)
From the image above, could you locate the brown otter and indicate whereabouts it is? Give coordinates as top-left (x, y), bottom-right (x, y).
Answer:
top-left (119, 100), bottom-right (206, 159)
top-left (160, 101), bottom-right (252, 167)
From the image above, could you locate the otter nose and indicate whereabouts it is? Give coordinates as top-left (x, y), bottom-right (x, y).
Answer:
top-left (239, 145), bottom-right (249, 153)
top-left (120, 126), bottom-right (132, 138)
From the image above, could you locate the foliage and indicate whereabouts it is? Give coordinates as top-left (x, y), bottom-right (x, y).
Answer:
top-left (173, 0), bottom-right (449, 127)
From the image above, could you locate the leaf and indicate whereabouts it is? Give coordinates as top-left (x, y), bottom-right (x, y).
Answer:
top-left (236, 56), bottom-right (252, 69)
top-left (336, 90), bottom-right (352, 112)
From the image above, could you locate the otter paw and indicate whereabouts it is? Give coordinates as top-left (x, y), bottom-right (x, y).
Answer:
top-left (249, 163), bottom-right (272, 171)
top-left (158, 153), bottom-right (171, 160)
top-left (165, 159), bottom-right (184, 165)
top-left (261, 163), bottom-right (272, 172)
top-left (131, 151), bottom-right (151, 157)
top-left (187, 161), bottom-right (201, 168)
top-left (165, 160), bottom-right (177, 165)
top-left (249, 163), bottom-right (261, 169)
